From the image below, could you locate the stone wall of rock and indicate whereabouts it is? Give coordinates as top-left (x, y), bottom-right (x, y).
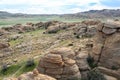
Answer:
top-left (37, 47), bottom-right (81, 80)
top-left (92, 22), bottom-right (120, 79)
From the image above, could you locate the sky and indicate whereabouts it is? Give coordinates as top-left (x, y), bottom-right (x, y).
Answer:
top-left (0, 0), bottom-right (120, 14)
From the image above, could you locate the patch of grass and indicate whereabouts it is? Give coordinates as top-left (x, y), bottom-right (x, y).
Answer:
top-left (15, 60), bottom-right (38, 77)
top-left (0, 60), bottom-right (38, 79)
top-left (0, 64), bottom-right (21, 78)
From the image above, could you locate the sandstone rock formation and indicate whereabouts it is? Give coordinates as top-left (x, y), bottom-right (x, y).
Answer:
top-left (37, 47), bottom-right (81, 80)
top-left (82, 20), bottom-right (101, 26)
top-left (92, 22), bottom-right (120, 79)
top-left (75, 51), bottom-right (90, 79)
top-left (74, 25), bottom-right (97, 38)
top-left (5, 69), bottom-right (56, 80)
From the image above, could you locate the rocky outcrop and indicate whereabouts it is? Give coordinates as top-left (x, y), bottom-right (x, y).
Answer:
top-left (92, 22), bottom-right (120, 79)
top-left (74, 25), bottom-right (97, 38)
top-left (82, 20), bottom-right (101, 26)
top-left (75, 51), bottom-right (90, 79)
top-left (37, 47), bottom-right (81, 80)
top-left (5, 69), bottom-right (56, 80)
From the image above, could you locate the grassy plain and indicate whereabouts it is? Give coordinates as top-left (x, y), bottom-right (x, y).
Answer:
top-left (0, 16), bottom-right (85, 28)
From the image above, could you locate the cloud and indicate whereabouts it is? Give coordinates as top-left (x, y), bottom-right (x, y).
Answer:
top-left (0, 0), bottom-right (120, 14)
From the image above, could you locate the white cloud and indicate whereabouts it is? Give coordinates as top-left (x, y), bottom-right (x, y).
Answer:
top-left (0, 0), bottom-right (120, 14)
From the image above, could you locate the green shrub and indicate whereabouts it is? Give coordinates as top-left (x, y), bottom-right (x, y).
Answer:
top-left (111, 65), bottom-right (119, 70)
top-left (86, 69), bottom-right (106, 80)
top-left (26, 58), bottom-right (35, 67)
top-left (87, 55), bottom-right (97, 68)
top-left (1, 64), bottom-right (8, 72)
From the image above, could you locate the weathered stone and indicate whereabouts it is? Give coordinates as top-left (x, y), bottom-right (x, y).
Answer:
top-left (104, 23), bottom-right (120, 29)
top-left (64, 58), bottom-right (76, 66)
top-left (39, 58), bottom-right (63, 69)
top-left (76, 59), bottom-right (90, 71)
top-left (102, 26), bottom-right (117, 35)
top-left (92, 44), bottom-right (103, 55)
top-left (46, 25), bottom-right (60, 33)
top-left (61, 72), bottom-right (81, 80)
top-left (80, 71), bottom-right (89, 80)
top-left (63, 64), bottom-right (79, 75)
top-left (46, 68), bottom-right (63, 75)
top-left (43, 54), bottom-right (62, 63)
top-left (82, 20), bottom-right (101, 26)
top-left (98, 67), bottom-right (120, 80)
top-left (75, 51), bottom-right (88, 59)
top-left (100, 33), bottom-right (120, 69)
top-left (50, 47), bottom-right (75, 59)
top-left (97, 23), bottom-right (104, 31)
top-left (86, 27), bottom-right (97, 36)
top-left (0, 43), bottom-right (10, 50)
top-left (104, 75), bottom-right (117, 80)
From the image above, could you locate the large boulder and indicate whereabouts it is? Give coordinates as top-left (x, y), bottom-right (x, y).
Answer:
top-left (37, 47), bottom-right (81, 80)
top-left (92, 22), bottom-right (120, 79)
top-left (46, 25), bottom-right (60, 33)
top-left (44, 21), bottom-right (61, 29)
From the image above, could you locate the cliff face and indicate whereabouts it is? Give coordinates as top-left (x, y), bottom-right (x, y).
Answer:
top-left (92, 22), bottom-right (120, 79)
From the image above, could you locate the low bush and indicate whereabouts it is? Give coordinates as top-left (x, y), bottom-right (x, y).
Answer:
top-left (86, 69), bottom-right (106, 80)
top-left (26, 58), bottom-right (35, 67)
top-left (87, 55), bottom-right (97, 68)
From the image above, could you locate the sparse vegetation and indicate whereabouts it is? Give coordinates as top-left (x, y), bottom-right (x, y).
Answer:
top-left (1, 64), bottom-right (8, 73)
top-left (0, 60), bottom-right (38, 79)
top-left (26, 58), bottom-right (35, 67)
top-left (87, 55), bottom-right (97, 68)
top-left (0, 64), bottom-right (21, 77)
top-left (86, 69), bottom-right (106, 80)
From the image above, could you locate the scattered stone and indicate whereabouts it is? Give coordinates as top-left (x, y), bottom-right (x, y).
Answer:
top-left (0, 42), bottom-right (10, 50)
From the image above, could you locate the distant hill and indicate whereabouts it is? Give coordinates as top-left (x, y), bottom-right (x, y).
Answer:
top-left (0, 9), bottom-right (120, 19)
top-left (0, 11), bottom-right (29, 18)
top-left (0, 11), bottom-right (58, 19)
top-left (60, 9), bottom-right (120, 19)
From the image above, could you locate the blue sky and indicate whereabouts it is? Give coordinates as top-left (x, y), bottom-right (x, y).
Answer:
top-left (0, 0), bottom-right (120, 14)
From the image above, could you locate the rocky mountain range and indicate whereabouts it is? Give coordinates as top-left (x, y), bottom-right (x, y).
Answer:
top-left (61, 9), bottom-right (120, 19)
top-left (0, 9), bottom-right (120, 19)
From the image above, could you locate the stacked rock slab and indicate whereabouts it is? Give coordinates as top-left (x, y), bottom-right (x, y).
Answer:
top-left (37, 47), bottom-right (81, 80)
top-left (92, 22), bottom-right (120, 79)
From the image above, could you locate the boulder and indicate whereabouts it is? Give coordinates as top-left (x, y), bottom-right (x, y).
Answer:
top-left (46, 25), bottom-right (60, 33)
top-left (0, 42), bottom-right (10, 50)
top-left (37, 47), bottom-right (81, 80)
top-left (102, 26), bottom-right (117, 35)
